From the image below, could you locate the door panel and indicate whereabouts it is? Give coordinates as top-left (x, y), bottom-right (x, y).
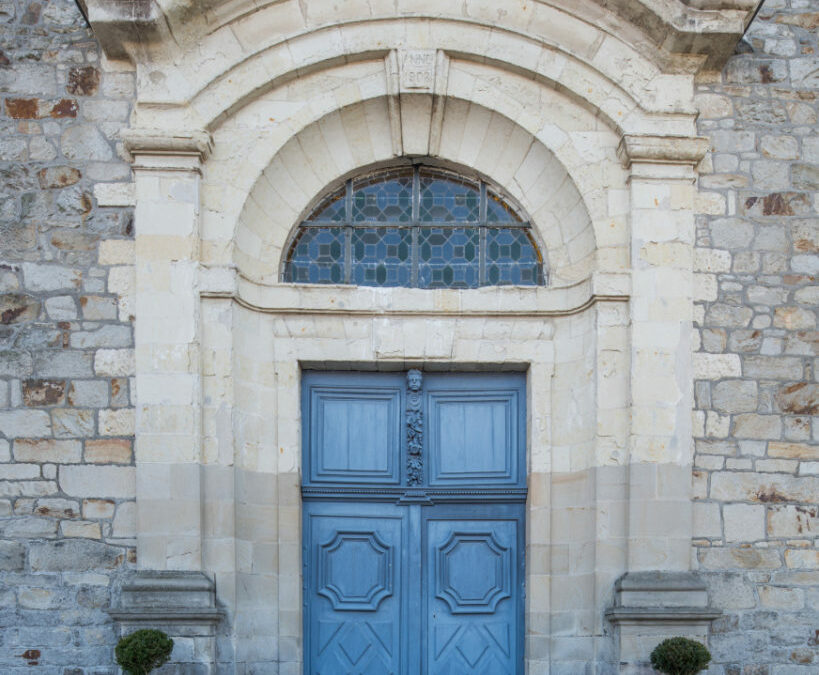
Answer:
top-left (425, 374), bottom-right (525, 487)
top-left (303, 371), bottom-right (525, 674)
top-left (424, 506), bottom-right (524, 675)
top-left (303, 372), bottom-right (403, 485)
top-left (304, 503), bottom-right (406, 675)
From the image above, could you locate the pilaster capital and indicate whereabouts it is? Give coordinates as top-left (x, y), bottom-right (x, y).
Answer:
top-left (617, 135), bottom-right (710, 182)
top-left (123, 128), bottom-right (214, 170)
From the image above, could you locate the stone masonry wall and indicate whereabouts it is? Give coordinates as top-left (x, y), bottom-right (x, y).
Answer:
top-left (693, 0), bottom-right (819, 673)
top-left (1, 0), bottom-right (818, 673)
top-left (0, 0), bottom-right (136, 672)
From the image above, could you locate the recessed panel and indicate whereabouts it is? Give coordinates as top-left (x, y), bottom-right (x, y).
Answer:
top-left (428, 389), bottom-right (520, 486)
top-left (307, 384), bottom-right (401, 484)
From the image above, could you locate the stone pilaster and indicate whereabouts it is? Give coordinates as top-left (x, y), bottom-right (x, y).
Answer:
top-left (618, 134), bottom-right (710, 573)
top-left (125, 129), bottom-right (212, 572)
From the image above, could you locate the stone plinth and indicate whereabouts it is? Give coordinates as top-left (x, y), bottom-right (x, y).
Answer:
top-left (606, 571), bottom-right (721, 675)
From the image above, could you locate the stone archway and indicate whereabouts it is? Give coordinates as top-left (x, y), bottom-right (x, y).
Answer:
top-left (91, 1), bottom-right (760, 671)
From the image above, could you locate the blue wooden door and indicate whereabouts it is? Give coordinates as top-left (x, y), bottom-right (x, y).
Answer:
top-left (303, 371), bottom-right (526, 674)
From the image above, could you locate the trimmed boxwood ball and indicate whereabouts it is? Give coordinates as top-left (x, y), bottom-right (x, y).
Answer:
top-left (650, 637), bottom-right (711, 675)
top-left (115, 629), bottom-right (174, 675)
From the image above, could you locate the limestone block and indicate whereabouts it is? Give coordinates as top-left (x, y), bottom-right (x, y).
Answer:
top-left (13, 439), bottom-right (81, 463)
top-left (699, 546), bottom-right (781, 570)
top-left (98, 408), bottom-right (135, 436)
top-left (732, 414), bottom-right (782, 439)
top-left (59, 465), bottom-right (135, 498)
top-left (693, 502), bottom-right (722, 538)
top-left (85, 439), bottom-right (132, 464)
top-left (724, 504), bottom-right (765, 542)
top-left (0, 410), bottom-right (51, 438)
top-left (94, 182), bottom-right (135, 207)
top-left (29, 539), bottom-right (125, 572)
top-left (712, 380), bottom-right (758, 414)
top-left (83, 499), bottom-right (116, 519)
top-left (112, 501), bottom-right (136, 538)
top-left (693, 353), bottom-right (741, 380)
top-left (711, 472), bottom-right (819, 503)
top-left (759, 585), bottom-right (804, 609)
top-left (94, 349), bottom-right (135, 377)
top-left (60, 520), bottom-right (102, 539)
top-left (784, 549), bottom-right (819, 569)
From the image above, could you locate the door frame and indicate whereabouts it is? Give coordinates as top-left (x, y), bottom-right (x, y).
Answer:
top-left (300, 370), bottom-right (528, 673)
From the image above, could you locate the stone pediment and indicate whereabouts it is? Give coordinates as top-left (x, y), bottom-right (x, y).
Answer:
top-left (79, 0), bottom-right (762, 73)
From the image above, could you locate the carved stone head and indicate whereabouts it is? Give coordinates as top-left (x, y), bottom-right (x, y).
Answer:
top-left (407, 369), bottom-right (422, 391)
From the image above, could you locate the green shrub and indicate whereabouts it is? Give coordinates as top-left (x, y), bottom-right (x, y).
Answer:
top-left (650, 637), bottom-right (711, 675)
top-left (115, 628), bottom-right (174, 675)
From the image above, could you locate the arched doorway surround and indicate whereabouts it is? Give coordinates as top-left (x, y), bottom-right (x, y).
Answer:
top-left (90, 1), bottom-right (757, 670)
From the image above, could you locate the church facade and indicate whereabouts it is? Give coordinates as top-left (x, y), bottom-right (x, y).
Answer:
top-left (1, 0), bottom-right (817, 672)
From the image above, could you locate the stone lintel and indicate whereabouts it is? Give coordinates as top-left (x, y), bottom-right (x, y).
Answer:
top-left (617, 135), bottom-right (710, 169)
top-left (123, 128), bottom-right (214, 167)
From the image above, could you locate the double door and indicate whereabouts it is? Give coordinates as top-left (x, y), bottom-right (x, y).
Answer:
top-left (302, 371), bottom-right (526, 674)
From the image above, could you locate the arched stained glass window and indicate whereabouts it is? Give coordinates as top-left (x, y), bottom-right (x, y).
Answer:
top-left (283, 166), bottom-right (545, 288)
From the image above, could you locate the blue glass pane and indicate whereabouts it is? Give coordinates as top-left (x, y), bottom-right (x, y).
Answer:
top-left (285, 227), bottom-right (345, 284)
top-left (309, 187), bottom-right (347, 222)
top-left (485, 228), bottom-right (542, 286)
top-left (352, 170), bottom-right (413, 222)
top-left (486, 191), bottom-right (521, 223)
top-left (351, 228), bottom-right (412, 287)
top-left (418, 227), bottom-right (479, 288)
top-left (419, 171), bottom-right (479, 222)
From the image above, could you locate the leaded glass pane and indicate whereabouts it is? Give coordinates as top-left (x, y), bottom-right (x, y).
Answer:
top-left (284, 227), bottom-right (345, 283)
top-left (351, 227), bottom-right (412, 287)
top-left (486, 228), bottom-right (541, 285)
top-left (486, 191), bottom-right (521, 223)
top-left (352, 170), bottom-right (413, 222)
top-left (285, 166), bottom-right (545, 287)
top-left (308, 187), bottom-right (347, 222)
top-left (419, 170), bottom-right (480, 222)
top-left (417, 227), bottom-right (479, 288)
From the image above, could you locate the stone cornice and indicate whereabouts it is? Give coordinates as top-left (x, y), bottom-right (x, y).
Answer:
top-left (122, 128), bottom-right (214, 165)
top-left (80, 0), bottom-right (763, 74)
top-left (617, 135), bottom-right (711, 168)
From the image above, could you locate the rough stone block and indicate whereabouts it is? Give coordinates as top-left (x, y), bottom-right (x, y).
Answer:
top-left (43, 295), bottom-right (77, 320)
top-left (85, 439), bottom-right (132, 464)
top-left (22, 379), bottom-right (66, 406)
top-left (66, 380), bottom-right (109, 408)
top-left (98, 408), bottom-right (134, 436)
top-left (59, 465), bottom-right (135, 498)
top-left (79, 295), bottom-right (118, 320)
top-left (28, 539), bottom-right (125, 571)
top-left (768, 442), bottom-right (819, 460)
top-left (693, 353), bottom-right (742, 379)
top-left (0, 540), bottom-right (26, 570)
top-left (712, 380), bottom-right (758, 414)
top-left (0, 293), bottom-right (40, 324)
top-left (0, 409), bottom-right (51, 438)
top-left (699, 546), bottom-right (782, 570)
top-left (94, 348), bottom-right (134, 377)
top-left (13, 438), bottom-right (81, 463)
top-left (768, 505), bottom-right (818, 538)
top-left (60, 520), bottom-right (102, 539)
top-left (784, 549), bottom-right (819, 569)
top-left (83, 499), bottom-right (115, 519)
top-left (52, 408), bottom-right (96, 438)
top-left (33, 498), bottom-right (79, 518)
top-left (743, 356), bottom-right (804, 380)
top-left (724, 503), bottom-right (765, 542)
